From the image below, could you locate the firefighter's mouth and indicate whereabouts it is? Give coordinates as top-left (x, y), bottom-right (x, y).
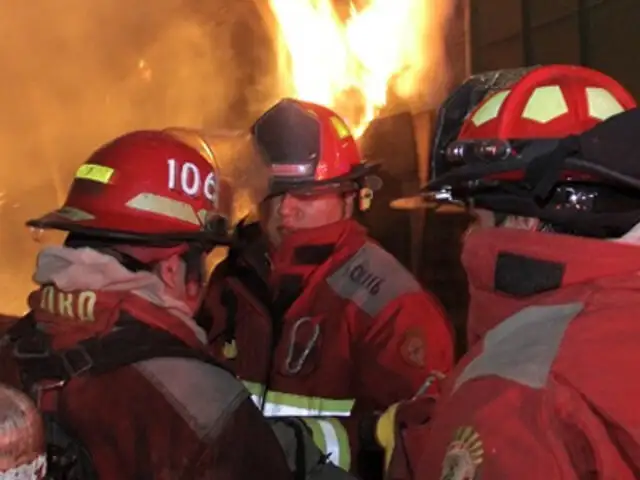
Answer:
top-left (278, 217), bottom-right (299, 234)
top-left (278, 225), bottom-right (294, 236)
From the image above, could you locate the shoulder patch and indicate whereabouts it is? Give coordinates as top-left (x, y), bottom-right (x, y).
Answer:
top-left (440, 426), bottom-right (484, 480)
top-left (400, 328), bottom-right (426, 368)
top-left (454, 302), bottom-right (583, 392)
top-left (326, 242), bottom-right (421, 317)
top-left (134, 357), bottom-right (248, 440)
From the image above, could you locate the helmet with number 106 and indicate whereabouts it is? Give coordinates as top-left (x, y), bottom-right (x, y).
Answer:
top-left (28, 129), bottom-right (270, 250)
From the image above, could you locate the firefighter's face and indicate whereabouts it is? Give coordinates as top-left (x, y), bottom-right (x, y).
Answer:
top-left (261, 191), bottom-right (352, 244)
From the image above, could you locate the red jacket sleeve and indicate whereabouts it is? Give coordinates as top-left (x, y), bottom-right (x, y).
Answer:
top-left (327, 291), bottom-right (454, 476)
top-left (355, 290), bottom-right (455, 410)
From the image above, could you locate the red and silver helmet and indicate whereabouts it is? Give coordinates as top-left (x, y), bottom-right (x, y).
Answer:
top-left (251, 98), bottom-right (381, 199)
top-left (27, 129), bottom-right (269, 252)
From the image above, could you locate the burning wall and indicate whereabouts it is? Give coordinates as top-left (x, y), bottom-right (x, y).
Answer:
top-left (0, 0), bottom-right (465, 319)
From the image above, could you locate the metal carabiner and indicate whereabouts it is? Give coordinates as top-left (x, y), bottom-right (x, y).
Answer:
top-left (283, 316), bottom-right (320, 375)
top-left (412, 370), bottom-right (447, 399)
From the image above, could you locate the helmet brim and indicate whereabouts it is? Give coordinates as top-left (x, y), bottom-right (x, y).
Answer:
top-left (26, 210), bottom-right (230, 248)
top-left (269, 161), bottom-right (382, 197)
top-left (389, 194), bottom-right (467, 213)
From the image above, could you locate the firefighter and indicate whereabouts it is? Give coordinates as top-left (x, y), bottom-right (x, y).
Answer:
top-left (0, 129), bottom-right (293, 479)
top-left (199, 98), bottom-right (455, 476)
top-left (383, 64), bottom-right (640, 478)
top-left (0, 384), bottom-right (46, 479)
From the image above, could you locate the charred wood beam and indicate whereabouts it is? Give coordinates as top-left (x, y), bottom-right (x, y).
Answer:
top-left (577, 0), bottom-right (592, 66)
top-left (520, 0), bottom-right (535, 66)
top-left (359, 112), bottom-right (418, 271)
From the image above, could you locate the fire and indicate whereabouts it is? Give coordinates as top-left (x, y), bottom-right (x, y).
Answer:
top-left (269, 0), bottom-right (444, 136)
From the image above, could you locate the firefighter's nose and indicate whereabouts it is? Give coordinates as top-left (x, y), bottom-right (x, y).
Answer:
top-left (278, 193), bottom-right (298, 216)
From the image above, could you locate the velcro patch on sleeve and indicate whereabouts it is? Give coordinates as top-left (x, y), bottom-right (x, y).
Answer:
top-left (326, 242), bottom-right (421, 317)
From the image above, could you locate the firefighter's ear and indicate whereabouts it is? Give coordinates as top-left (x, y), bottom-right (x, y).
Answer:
top-left (156, 254), bottom-right (186, 292)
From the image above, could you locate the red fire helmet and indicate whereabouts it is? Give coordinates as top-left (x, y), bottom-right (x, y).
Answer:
top-left (459, 64), bottom-right (636, 141)
top-left (401, 65), bottom-right (640, 238)
top-left (251, 98), bottom-right (380, 197)
top-left (27, 129), bottom-right (270, 248)
top-left (437, 64), bottom-right (638, 186)
top-left (433, 64), bottom-right (637, 187)
top-left (392, 65), bottom-right (638, 215)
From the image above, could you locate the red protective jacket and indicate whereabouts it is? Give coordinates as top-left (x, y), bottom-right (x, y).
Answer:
top-left (202, 219), bottom-right (454, 473)
top-left (0, 282), bottom-right (292, 479)
top-left (390, 226), bottom-right (640, 479)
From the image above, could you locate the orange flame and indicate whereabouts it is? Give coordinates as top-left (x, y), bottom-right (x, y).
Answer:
top-left (270, 0), bottom-right (449, 136)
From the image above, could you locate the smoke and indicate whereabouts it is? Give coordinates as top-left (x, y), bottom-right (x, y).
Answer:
top-left (0, 0), bottom-right (280, 314)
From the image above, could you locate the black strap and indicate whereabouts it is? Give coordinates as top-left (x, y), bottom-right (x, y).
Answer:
top-left (13, 315), bottom-right (229, 390)
top-left (281, 418), bottom-right (312, 480)
top-left (5, 312), bottom-right (36, 341)
top-left (220, 287), bottom-right (238, 345)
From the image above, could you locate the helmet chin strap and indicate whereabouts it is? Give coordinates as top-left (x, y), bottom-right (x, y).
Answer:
top-left (340, 192), bottom-right (356, 219)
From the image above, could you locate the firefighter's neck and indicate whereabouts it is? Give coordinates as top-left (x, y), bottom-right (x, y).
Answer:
top-left (280, 218), bottom-right (351, 248)
top-left (270, 195), bottom-right (358, 290)
top-left (269, 219), bottom-right (354, 287)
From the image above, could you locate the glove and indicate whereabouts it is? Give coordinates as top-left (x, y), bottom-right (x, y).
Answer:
top-left (375, 403), bottom-right (399, 471)
top-left (375, 396), bottom-right (437, 474)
